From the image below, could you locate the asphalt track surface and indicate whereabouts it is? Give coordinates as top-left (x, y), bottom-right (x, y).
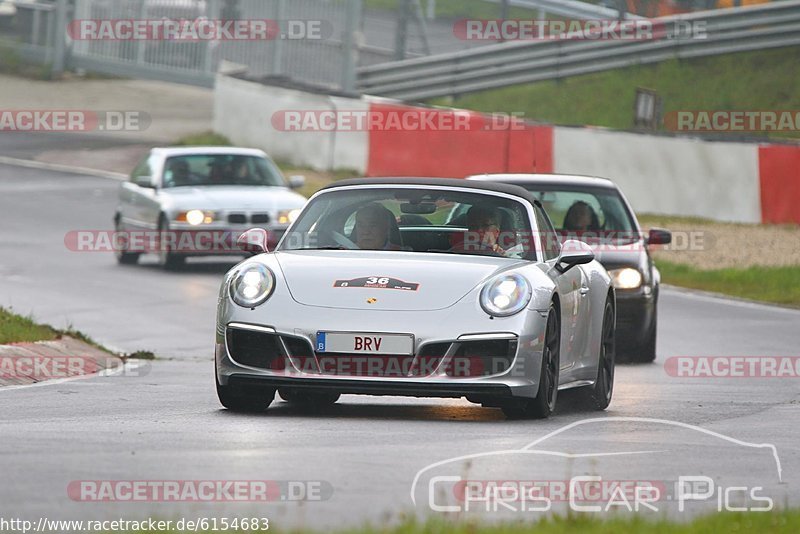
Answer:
top-left (1, 163), bottom-right (799, 529)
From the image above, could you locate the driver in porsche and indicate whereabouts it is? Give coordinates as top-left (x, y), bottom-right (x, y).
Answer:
top-left (353, 203), bottom-right (402, 251)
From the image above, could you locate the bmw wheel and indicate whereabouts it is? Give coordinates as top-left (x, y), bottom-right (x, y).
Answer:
top-left (157, 216), bottom-right (185, 271)
top-left (114, 217), bottom-right (140, 265)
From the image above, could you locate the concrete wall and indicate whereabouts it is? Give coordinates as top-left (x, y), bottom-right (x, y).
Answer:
top-left (213, 72), bottom-right (800, 224)
top-left (213, 74), bottom-right (369, 172)
top-left (553, 127), bottom-right (762, 223)
top-left (365, 100), bottom-right (553, 177)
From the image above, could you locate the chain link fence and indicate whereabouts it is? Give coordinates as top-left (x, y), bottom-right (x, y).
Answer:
top-left (1, 0), bottom-right (363, 90)
top-left (0, 0), bottom-right (779, 90)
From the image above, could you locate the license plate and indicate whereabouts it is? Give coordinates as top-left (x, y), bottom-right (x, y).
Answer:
top-left (316, 332), bottom-right (414, 355)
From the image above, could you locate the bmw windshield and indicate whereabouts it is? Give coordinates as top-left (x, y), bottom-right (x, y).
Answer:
top-left (162, 154), bottom-right (286, 188)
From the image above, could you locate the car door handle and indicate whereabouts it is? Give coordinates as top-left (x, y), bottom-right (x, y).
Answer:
top-left (579, 287), bottom-right (590, 296)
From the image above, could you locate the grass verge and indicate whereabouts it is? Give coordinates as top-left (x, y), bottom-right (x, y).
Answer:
top-left (172, 131), bottom-right (233, 147)
top-left (0, 307), bottom-right (59, 345)
top-left (656, 261), bottom-right (800, 307)
top-left (99, 510), bottom-right (800, 533)
top-left (0, 307), bottom-right (154, 360)
top-left (0, 42), bottom-right (53, 79)
top-left (433, 46), bottom-right (800, 139)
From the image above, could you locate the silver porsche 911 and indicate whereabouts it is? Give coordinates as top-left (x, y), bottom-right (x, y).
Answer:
top-left (215, 178), bottom-right (616, 419)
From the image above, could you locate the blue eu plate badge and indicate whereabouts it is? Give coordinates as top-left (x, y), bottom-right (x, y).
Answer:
top-left (316, 332), bottom-right (326, 352)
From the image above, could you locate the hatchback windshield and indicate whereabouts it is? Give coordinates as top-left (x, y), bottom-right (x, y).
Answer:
top-left (520, 185), bottom-right (639, 243)
top-left (280, 187), bottom-right (537, 260)
top-left (162, 155), bottom-right (286, 188)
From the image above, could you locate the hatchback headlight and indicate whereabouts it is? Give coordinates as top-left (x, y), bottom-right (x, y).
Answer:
top-left (609, 268), bottom-right (643, 289)
top-left (480, 273), bottom-right (532, 317)
top-left (230, 264), bottom-right (275, 308)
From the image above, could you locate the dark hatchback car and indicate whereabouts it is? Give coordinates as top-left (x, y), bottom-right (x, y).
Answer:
top-left (470, 174), bottom-right (671, 362)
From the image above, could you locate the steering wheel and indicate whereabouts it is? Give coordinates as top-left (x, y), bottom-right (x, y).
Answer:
top-left (331, 230), bottom-right (358, 249)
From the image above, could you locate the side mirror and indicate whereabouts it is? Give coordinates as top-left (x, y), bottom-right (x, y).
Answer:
top-left (237, 228), bottom-right (269, 255)
top-left (133, 175), bottom-right (156, 189)
top-left (556, 239), bottom-right (595, 273)
top-left (647, 228), bottom-right (672, 245)
top-left (288, 175), bottom-right (305, 189)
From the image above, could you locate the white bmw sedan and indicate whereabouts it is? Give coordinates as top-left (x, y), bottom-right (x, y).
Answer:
top-left (114, 147), bottom-right (307, 269)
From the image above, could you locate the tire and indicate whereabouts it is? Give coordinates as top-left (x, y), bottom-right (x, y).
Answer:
top-left (502, 303), bottom-right (560, 419)
top-left (579, 298), bottom-right (615, 411)
top-left (279, 388), bottom-right (340, 410)
top-left (631, 304), bottom-right (657, 363)
top-left (157, 216), bottom-right (185, 271)
top-left (114, 218), bottom-right (140, 265)
top-left (216, 375), bottom-right (274, 413)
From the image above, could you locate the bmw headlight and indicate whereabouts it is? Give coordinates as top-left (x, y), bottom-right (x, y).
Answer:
top-left (480, 273), bottom-right (532, 317)
top-left (277, 209), bottom-right (302, 225)
top-left (229, 263), bottom-right (275, 308)
top-left (177, 210), bottom-right (214, 226)
top-left (609, 268), bottom-right (643, 289)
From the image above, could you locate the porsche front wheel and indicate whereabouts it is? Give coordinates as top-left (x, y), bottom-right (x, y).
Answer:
top-left (502, 303), bottom-right (560, 419)
top-left (216, 375), bottom-right (274, 413)
top-left (579, 298), bottom-right (615, 411)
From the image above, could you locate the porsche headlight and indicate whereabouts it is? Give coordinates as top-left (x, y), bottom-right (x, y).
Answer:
top-left (610, 268), bottom-right (643, 289)
top-left (230, 264), bottom-right (275, 308)
top-left (480, 273), bottom-right (532, 317)
top-left (277, 209), bottom-right (302, 225)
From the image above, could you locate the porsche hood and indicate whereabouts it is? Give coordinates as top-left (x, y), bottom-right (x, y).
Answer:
top-left (274, 250), bottom-right (524, 311)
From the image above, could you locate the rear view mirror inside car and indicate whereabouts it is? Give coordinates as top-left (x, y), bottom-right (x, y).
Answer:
top-left (400, 202), bottom-right (437, 214)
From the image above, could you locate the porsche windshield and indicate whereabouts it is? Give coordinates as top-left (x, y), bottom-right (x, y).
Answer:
top-left (279, 187), bottom-right (537, 260)
top-left (162, 155), bottom-right (285, 188)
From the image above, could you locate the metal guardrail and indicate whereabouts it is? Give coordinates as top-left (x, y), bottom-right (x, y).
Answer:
top-left (357, 1), bottom-right (800, 100)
